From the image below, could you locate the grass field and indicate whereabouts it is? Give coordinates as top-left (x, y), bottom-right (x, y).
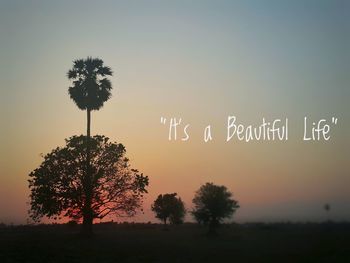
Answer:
top-left (1, 222), bottom-right (349, 263)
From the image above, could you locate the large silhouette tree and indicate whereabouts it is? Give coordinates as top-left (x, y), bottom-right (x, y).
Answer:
top-left (67, 57), bottom-right (113, 234)
top-left (192, 183), bottom-right (239, 235)
top-left (29, 135), bottom-right (148, 230)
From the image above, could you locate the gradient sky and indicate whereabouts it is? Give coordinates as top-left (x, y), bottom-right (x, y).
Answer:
top-left (1, 0), bottom-right (349, 224)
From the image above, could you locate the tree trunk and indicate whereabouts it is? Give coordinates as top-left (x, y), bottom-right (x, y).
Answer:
top-left (207, 218), bottom-right (218, 237)
top-left (162, 218), bottom-right (169, 231)
top-left (82, 109), bottom-right (93, 236)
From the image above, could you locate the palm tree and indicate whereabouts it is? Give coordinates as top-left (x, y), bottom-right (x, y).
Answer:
top-left (67, 57), bottom-right (113, 235)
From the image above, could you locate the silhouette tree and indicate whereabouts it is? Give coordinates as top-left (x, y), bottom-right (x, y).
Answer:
top-left (29, 135), bottom-right (148, 231)
top-left (324, 203), bottom-right (331, 222)
top-left (324, 203), bottom-right (331, 212)
top-left (192, 183), bottom-right (239, 235)
top-left (67, 57), bottom-right (113, 235)
top-left (151, 193), bottom-right (186, 225)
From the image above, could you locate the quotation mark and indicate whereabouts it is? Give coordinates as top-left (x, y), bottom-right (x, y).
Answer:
top-left (332, 117), bottom-right (338, 125)
top-left (160, 117), bottom-right (166, 124)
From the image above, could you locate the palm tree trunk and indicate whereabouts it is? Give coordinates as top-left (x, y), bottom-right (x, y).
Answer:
top-left (82, 109), bottom-right (93, 236)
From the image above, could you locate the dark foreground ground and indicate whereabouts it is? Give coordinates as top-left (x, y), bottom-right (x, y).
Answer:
top-left (0, 222), bottom-right (350, 263)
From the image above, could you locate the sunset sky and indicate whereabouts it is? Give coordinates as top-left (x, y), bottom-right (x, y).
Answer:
top-left (1, 0), bottom-right (349, 224)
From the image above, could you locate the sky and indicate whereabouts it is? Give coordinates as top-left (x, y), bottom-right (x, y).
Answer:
top-left (1, 0), bottom-right (349, 224)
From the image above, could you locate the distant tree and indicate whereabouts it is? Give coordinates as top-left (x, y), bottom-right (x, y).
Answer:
top-left (324, 203), bottom-right (331, 212)
top-left (324, 203), bottom-right (331, 222)
top-left (28, 135), bottom-right (148, 231)
top-left (67, 57), bottom-right (113, 235)
top-left (192, 183), bottom-right (239, 234)
top-left (151, 193), bottom-right (186, 225)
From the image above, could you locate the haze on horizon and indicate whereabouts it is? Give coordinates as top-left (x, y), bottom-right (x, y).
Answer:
top-left (1, 0), bottom-right (349, 224)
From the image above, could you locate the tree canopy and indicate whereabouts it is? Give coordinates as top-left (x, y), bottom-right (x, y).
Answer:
top-left (28, 135), bottom-right (148, 222)
top-left (67, 57), bottom-right (113, 111)
top-left (192, 183), bottom-right (239, 229)
top-left (151, 193), bottom-right (186, 225)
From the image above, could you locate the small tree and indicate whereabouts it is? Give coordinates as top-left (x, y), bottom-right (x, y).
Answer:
top-left (192, 183), bottom-right (239, 234)
top-left (324, 203), bottom-right (331, 222)
top-left (28, 135), bottom-right (148, 231)
top-left (151, 193), bottom-right (186, 225)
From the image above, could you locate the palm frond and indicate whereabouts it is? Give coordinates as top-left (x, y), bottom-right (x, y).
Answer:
top-left (67, 57), bottom-right (114, 111)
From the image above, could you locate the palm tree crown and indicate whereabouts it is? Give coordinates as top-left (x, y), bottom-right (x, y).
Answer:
top-left (67, 57), bottom-right (113, 111)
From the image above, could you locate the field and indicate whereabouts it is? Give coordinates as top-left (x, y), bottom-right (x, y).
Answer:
top-left (1, 222), bottom-right (350, 263)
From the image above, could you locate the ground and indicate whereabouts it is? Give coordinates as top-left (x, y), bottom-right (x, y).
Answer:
top-left (0, 222), bottom-right (349, 262)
